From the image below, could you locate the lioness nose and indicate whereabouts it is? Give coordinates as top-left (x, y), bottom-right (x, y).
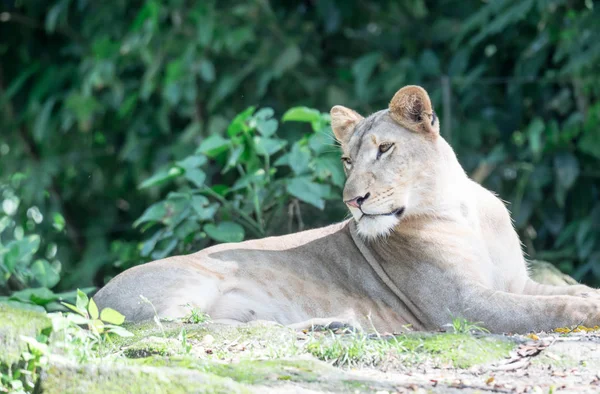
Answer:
top-left (345, 192), bottom-right (370, 208)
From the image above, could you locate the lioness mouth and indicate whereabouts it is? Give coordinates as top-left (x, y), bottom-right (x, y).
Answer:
top-left (362, 207), bottom-right (405, 218)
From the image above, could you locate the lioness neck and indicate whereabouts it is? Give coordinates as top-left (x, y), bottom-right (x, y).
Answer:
top-left (410, 136), bottom-right (468, 220)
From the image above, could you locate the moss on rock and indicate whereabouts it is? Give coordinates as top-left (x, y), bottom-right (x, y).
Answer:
top-left (0, 302), bottom-right (51, 365)
top-left (132, 357), bottom-right (324, 385)
top-left (41, 357), bottom-right (251, 394)
top-left (398, 333), bottom-right (516, 368)
top-left (123, 336), bottom-right (181, 358)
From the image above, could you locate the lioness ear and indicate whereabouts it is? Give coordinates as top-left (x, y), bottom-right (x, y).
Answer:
top-left (389, 85), bottom-right (439, 135)
top-left (330, 105), bottom-right (364, 144)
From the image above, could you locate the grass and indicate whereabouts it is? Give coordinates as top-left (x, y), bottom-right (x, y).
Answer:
top-left (182, 303), bottom-right (211, 324)
top-left (448, 316), bottom-right (490, 334)
top-left (1, 302), bottom-right (520, 393)
top-left (304, 329), bottom-right (514, 369)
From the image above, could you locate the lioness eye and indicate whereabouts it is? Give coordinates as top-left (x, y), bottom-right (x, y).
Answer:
top-left (341, 157), bottom-right (352, 169)
top-left (377, 143), bottom-right (394, 158)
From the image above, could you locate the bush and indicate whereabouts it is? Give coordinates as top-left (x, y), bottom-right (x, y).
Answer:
top-left (134, 106), bottom-right (346, 261)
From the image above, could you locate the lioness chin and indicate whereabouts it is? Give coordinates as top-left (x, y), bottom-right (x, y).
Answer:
top-left (95, 85), bottom-right (600, 334)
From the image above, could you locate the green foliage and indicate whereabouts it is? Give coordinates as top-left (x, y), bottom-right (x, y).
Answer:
top-left (0, 298), bottom-right (130, 393)
top-left (182, 303), bottom-right (211, 325)
top-left (0, 0), bottom-right (599, 301)
top-left (0, 197), bottom-right (61, 291)
top-left (448, 317), bottom-right (490, 335)
top-left (305, 331), bottom-right (404, 367)
top-left (60, 289), bottom-right (132, 338)
top-left (135, 106), bottom-right (341, 257)
top-left (0, 335), bottom-right (49, 394)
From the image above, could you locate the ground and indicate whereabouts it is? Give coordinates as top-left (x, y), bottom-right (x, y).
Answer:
top-left (1, 261), bottom-right (597, 394)
top-left (2, 300), bottom-right (600, 394)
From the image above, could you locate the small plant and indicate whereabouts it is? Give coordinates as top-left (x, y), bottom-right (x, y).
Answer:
top-left (179, 328), bottom-right (192, 354)
top-left (0, 335), bottom-right (49, 394)
top-left (182, 303), bottom-right (211, 324)
top-left (61, 289), bottom-right (132, 339)
top-left (304, 330), bottom-right (404, 367)
top-left (448, 316), bottom-right (490, 334)
top-left (139, 295), bottom-right (166, 337)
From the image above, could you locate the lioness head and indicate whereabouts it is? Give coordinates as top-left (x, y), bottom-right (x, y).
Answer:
top-left (331, 85), bottom-right (447, 239)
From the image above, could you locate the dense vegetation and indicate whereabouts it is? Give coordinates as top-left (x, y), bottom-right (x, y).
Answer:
top-left (1, 0), bottom-right (599, 308)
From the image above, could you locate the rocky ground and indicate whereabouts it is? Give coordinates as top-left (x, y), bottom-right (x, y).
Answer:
top-left (2, 301), bottom-right (600, 394)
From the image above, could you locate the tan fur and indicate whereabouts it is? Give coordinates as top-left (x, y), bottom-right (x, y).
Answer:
top-left (95, 85), bottom-right (600, 334)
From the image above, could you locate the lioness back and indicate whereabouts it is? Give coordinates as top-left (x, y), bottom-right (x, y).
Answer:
top-left (95, 221), bottom-right (414, 331)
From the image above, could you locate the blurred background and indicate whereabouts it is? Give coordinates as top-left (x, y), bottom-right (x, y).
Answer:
top-left (1, 0), bottom-right (599, 309)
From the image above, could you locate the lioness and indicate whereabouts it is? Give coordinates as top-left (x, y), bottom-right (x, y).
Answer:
top-left (95, 85), bottom-right (600, 333)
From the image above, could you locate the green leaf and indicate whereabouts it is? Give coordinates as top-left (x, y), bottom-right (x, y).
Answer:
top-left (282, 107), bottom-right (321, 124)
top-left (88, 298), bottom-right (99, 320)
top-left (150, 238), bottom-right (178, 260)
top-left (45, 1), bottom-right (65, 33)
top-left (174, 219), bottom-right (201, 240)
top-left (253, 137), bottom-right (287, 157)
top-left (0, 64), bottom-right (39, 108)
top-left (288, 142), bottom-right (311, 175)
top-left (254, 108), bottom-right (274, 120)
top-left (232, 169), bottom-right (266, 191)
top-left (273, 46), bottom-right (301, 77)
top-left (203, 221), bottom-right (245, 243)
top-left (33, 98), bottom-right (57, 142)
top-left (286, 177), bottom-right (331, 209)
top-left (139, 167), bottom-right (184, 189)
top-left (134, 201), bottom-right (167, 227)
top-left (192, 202), bottom-right (219, 221)
top-left (184, 168), bottom-right (206, 188)
top-left (224, 145), bottom-right (245, 171)
top-left (10, 235), bottom-right (41, 266)
top-left (105, 325), bottom-right (134, 337)
top-left (53, 213), bottom-right (66, 231)
top-left (9, 288), bottom-right (58, 306)
top-left (256, 119), bottom-right (278, 137)
top-left (253, 108), bottom-right (278, 137)
top-left (30, 259), bottom-right (60, 288)
top-left (191, 194), bottom-right (209, 207)
top-left (76, 289), bottom-right (89, 312)
top-left (352, 52), bottom-right (382, 82)
top-left (198, 59), bottom-right (216, 82)
top-left (227, 106), bottom-right (255, 137)
top-left (130, 0), bottom-right (159, 31)
top-left (66, 311), bottom-right (89, 324)
top-left (92, 319), bottom-right (105, 333)
top-left (313, 156), bottom-right (345, 187)
top-left (554, 152), bottom-right (579, 190)
top-left (176, 155), bottom-right (207, 170)
top-left (527, 118), bottom-right (545, 159)
top-left (197, 135), bottom-right (231, 157)
top-left (100, 307), bottom-right (126, 325)
top-left (273, 153), bottom-right (289, 167)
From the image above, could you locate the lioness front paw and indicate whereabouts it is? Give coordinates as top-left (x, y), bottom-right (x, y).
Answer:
top-left (310, 321), bottom-right (360, 334)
